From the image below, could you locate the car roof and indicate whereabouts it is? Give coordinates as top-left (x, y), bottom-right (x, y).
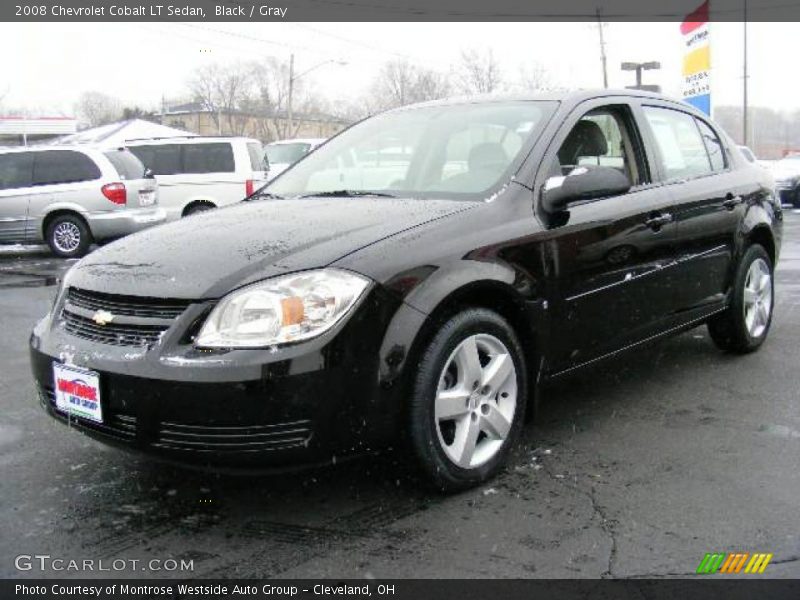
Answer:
top-left (388, 88), bottom-right (703, 116)
top-left (124, 136), bottom-right (260, 146)
top-left (267, 138), bottom-right (326, 146)
top-left (0, 144), bottom-right (105, 155)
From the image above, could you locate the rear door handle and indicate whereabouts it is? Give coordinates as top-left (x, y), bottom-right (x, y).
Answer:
top-left (723, 193), bottom-right (742, 210)
top-left (645, 212), bottom-right (673, 230)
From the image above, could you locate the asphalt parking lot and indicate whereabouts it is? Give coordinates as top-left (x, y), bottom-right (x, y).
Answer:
top-left (1, 215), bottom-right (799, 580)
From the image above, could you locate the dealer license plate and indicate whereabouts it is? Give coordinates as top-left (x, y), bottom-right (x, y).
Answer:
top-left (52, 363), bottom-right (103, 423)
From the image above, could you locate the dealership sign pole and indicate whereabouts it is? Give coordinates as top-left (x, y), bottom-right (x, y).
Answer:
top-left (681, 0), bottom-right (711, 116)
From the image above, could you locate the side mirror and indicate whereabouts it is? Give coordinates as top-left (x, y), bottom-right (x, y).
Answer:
top-left (144, 168), bottom-right (155, 179)
top-left (542, 165), bottom-right (631, 213)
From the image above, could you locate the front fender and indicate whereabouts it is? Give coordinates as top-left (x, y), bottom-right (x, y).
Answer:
top-left (376, 258), bottom-right (542, 385)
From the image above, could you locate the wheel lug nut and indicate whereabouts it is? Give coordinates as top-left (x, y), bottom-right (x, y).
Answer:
top-left (481, 404), bottom-right (490, 415)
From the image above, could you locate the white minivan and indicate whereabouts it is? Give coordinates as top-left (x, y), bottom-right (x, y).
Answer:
top-left (126, 137), bottom-right (267, 220)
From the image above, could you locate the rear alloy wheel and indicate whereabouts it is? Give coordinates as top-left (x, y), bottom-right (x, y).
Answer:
top-left (409, 308), bottom-right (526, 492)
top-left (46, 214), bottom-right (92, 259)
top-left (708, 244), bottom-right (774, 353)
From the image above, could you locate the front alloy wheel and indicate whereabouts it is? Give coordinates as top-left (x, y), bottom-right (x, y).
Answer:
top-left (435, 334), bottom-right (517, 469)
top-left (410, 308), bottom-right (526, 492)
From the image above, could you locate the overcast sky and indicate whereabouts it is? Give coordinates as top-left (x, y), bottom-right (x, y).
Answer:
top-left (0, 21), bottom-right (794, 116)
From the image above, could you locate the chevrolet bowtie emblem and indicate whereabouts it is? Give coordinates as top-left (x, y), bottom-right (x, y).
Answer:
top-left (92, 310), bottom-right (115, 326)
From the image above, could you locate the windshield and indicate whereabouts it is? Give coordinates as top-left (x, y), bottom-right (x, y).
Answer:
top-left (266, 142), bottom-right (312, 165)
top-left (267, 101), bottom-right (557, 200)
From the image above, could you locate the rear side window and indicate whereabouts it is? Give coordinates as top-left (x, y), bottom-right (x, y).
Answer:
top-left (696, 119), bottom-right (726, 172)
top-left (183, 143), bottom-right (235, 174)
top-left (32, 150), bottom-right (101, 186)
top-left (128, 145), bottom-right (181, 175)
top-left (0, 152), bottom-right (34, 190)
top-left (740, 147), bottom-right (756, 163)
top-left (643, 106), bottom-right (712, 180)
top-left (104, 150), bottom-right (146, 180)
top-left (247, 142), bottom-right (265, 171)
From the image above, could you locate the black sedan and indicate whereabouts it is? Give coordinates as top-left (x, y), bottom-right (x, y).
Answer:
top-left (30, 90), bottom-right (782, 491)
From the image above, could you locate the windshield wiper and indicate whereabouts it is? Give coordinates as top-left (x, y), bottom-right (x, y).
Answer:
top-left (243, 191), bottom-right (284, 202)
top-left (297, 190), bottom-right (398, 199)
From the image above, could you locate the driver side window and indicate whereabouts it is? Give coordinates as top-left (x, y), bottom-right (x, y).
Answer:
top-left (554, 106), bottom-right (643, 187)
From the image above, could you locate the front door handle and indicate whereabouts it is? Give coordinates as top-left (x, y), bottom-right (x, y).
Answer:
top-left (645, 212), bottom-right (673, 230)
top-left (723, 193), bottom-right (742, 210)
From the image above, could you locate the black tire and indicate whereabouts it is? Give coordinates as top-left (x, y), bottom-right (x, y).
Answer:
top-left (708, 244), bottom-right (774, 353)
top-left (409, 308), bottom-right (527, 492)
top-left (184, 202), bottom-right (215, 216)
top-left (45, 214), bottom-right (92, 259)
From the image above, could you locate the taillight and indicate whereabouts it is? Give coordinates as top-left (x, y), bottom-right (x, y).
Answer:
top-left (245, 179), bottom-right (255, 197)
top-left (101, 182), bottom-right (127, 205)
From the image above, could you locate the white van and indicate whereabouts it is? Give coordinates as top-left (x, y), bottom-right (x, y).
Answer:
top-left (127, 137), bottom-right (267, 220)
top-left (264, 138), bottom-right (326, 181)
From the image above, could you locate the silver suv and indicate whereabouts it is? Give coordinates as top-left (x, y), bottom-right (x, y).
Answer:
top-left (0, 146), bottom-right (165, 258)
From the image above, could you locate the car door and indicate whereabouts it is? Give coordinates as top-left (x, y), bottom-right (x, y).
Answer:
top-left (640, 105), bottom-right (748, 317)
top-left (0, 152), bottom-right (35, 243)
top-left (537, 100), bottom-right (679, 372)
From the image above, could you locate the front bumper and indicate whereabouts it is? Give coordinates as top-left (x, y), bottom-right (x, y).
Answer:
top-left (87, 207), bottom-right (167, 241)
top-left (29, 286), bottom-right (405, 471)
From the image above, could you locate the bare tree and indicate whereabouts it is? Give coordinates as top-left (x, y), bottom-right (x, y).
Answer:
top-left (187, 58), bottom-right (321, 141)
top-left (456, 48), bottom-right (503, 95)
top-left (371, 59), bottom-right (451, 110)
top-left (517, 61), bottom-right (553, 93)
top-left (75, 91), bottom-right (122, 128)
top-left (188, 62), bottom-right (253, 136)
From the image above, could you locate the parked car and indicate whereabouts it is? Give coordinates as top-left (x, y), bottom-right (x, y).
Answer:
top-left (768, 154), bottom-right (800, 207)
top-left (126, 137), bottom-right (267, 220)
top-left (31, 90), bottom-right (781, 491)
top-left (0, 146), bottom-right (164, 258)
top-left (264, 138), bottom-right (325, 180)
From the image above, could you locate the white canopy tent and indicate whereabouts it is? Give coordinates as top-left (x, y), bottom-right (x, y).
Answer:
top-left (53, 119), bottom-right (197, 148)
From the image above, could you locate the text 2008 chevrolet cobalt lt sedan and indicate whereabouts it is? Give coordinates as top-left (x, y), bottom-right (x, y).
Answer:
top-left (31, 90), bottom-right (781, 491)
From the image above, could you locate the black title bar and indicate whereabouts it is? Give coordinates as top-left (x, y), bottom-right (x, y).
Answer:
top-left (5, 0), bottom-right (800, 22)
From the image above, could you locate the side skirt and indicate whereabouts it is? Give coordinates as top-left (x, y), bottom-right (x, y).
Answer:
top-left (545, 305), bottom-right (727, 381)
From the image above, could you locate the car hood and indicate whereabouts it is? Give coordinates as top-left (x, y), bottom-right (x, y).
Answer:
top-left (771, 163), bottom-right (800, 180)
top-left (66, 197), bottom-right (473, 299)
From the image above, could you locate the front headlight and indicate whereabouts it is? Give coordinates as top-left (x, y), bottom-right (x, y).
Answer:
top-left (194, 269), bottom-right (370, 349)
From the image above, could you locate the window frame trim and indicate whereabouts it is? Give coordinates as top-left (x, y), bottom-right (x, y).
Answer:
top-left (533, 98), bottom-right (658, 214)
top-left (639, 103), bottom-right (733, 187)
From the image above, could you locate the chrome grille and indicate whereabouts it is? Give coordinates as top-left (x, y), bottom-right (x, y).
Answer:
top-left (62, 312), bottom-right (165, 346)
top-left (154, 420), bottom-right (312, 452)
top-left (61, 287), bottom-right (191, 346)
top-left (66, 287), bottom-right (189, 319)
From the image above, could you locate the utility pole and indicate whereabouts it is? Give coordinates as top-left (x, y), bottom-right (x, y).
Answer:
top-left (742, 0), bottom-right (749, 146)
top-left (285, 55), bottom-right (346, 139)
top-left (287, 53), bottom-right (295, 139)
top-left (596, 8), bottom-right (609, 88)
